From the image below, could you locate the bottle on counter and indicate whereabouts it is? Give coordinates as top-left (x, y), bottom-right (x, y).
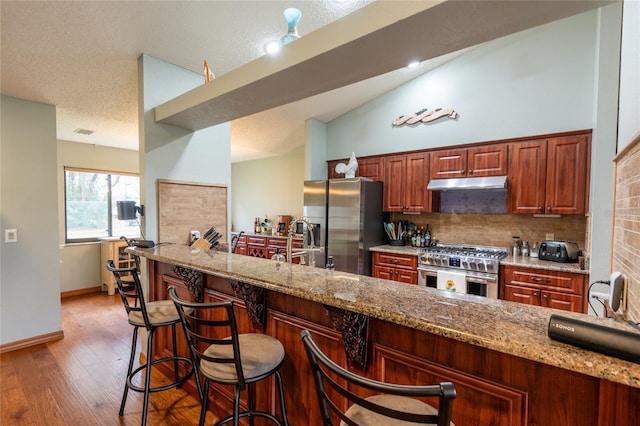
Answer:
top-left (424, 225), bottom-right (431, 247)
top-left (511, 236), bottom-right (520, 257)
top-left (521, 241), bottom-right (529, 257)
top-left (255, 217), bottom-right (261, 234)
top-left (271, 247), bottom-right (285, 268)
top-left (411, 229), bottom-right (417, 247)
top-left (420, 227), bottom-right (426, 247)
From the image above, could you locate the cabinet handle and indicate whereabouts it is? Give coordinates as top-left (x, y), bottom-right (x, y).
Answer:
top-left (468, 170), bottom-right (473, 175)
top-left (533, 292), bottom-right (539, 298)
top-left (537, 206), bottom-right (544, 211)
top-left (547, 206), bottom-right (552, 211)
top-left (460, 170), bottom-right (465, 174)
top-left (531, 277), bottom-right (551, 283)
top-left (543, 294), bottom-right (549, 300)
top-left (392, 259), bottom-right (399, 263)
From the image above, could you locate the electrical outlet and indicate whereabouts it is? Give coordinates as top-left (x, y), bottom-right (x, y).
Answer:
top-left (545, 233), bottom-right (554, 240)
top-left (5, 229), bottom-right (17, 243)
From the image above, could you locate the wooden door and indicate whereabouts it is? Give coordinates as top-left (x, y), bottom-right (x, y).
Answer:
top-left (545, 135), bottom-right (589, 215)
top-left (541, 290), bottom-right (583, 312)
top-left (357, 157), bottom-right (384, 181)
top-left (383, 155), bottom-right (407, 212)
top-left (430, 148), bottom-right (467, 179)
top-left (503, 285), bottom-right (540, 306)
top-left (396, 269), bottom-right (418, 285)
top-left (467, 144), bottom-right (508, 177)
top-left (507, 139), bottom-right (547, 214)
top-left (373, 265), bottom-right (396, 282)
top-left (404, 153), bottom-right (430, 212)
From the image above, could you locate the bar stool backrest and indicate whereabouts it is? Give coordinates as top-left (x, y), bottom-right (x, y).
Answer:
top-left (105, 259), bottom-right (151, 329)
top-left (301, 330), bottom-right (456, 426)
top-left (168, 286), bottom-right (247, 388)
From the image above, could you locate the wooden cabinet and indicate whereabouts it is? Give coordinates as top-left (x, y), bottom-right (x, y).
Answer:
top-left (500, 265), bottom-right (587, 313)
top-left (234, 234), bottom-right (302, 263)
top-left (430, 144), bottom-right (507, 180)
top-left (508, 133), bottom-right (590, 215)
top-left (100, 237), bottom-right (136, 295)
top-left (327, 156), bottom-right (384, 181)
top-left (372, 251), bottom-right (418, 284)
top-left (383, 153), bottom-right (436, 212)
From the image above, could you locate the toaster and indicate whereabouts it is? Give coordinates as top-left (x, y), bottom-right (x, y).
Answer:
top-left (538, 241), bottom-right (580, 263)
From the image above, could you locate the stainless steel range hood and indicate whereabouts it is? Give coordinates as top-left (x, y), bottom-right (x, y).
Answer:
top-left (427, 176), bottom-right (508, 191)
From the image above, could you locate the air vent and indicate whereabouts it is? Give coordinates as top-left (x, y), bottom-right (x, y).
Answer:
top-left (74, 128), bottom-right (94, 135)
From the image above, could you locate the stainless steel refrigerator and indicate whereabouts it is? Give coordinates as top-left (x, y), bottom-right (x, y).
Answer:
top-left (303, 177), bottom-right (386, 275)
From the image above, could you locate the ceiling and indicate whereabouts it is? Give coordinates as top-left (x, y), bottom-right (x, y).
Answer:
top-left (1, 0), bottom-right (465, 163)
top-left (1, 1), bottom-right (611, 163)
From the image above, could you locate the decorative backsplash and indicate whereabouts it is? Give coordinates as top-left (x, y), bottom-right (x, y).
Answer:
top-left (612, 132), bottom-right (640, 322)
top-left (391, 212), bottom-right (587, 250)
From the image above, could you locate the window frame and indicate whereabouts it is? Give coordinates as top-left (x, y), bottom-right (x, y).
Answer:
top-left (64, 167), bottom-right (140, 243)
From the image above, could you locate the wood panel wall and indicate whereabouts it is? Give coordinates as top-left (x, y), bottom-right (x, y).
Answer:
top-left (612, 132), bottom-right (640, 322)
top-left (157, 179), bottom-right (227, 246)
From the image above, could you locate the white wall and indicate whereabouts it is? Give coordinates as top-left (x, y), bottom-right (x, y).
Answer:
top-left (618, 0), bottom-right (640, 150)
top-left (139, 54), bottom-right (231, 244)
top-left (326, 10), bottom-right (599, 160)
top-left (231, 146), bottom-right (304, 232)
top-left (57, 140), bottom-right (138, 292)
top-left (1, 95), bottom-right (61, 345)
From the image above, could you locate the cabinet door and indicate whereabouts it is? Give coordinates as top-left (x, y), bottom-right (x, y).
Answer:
top-left (503, 285), bottom-right (540, 306)
top-left (404, 153), bottom-right (430, 212)
top-left (430, 148), bottom-right (467, 179)
top-left (541, 291), bottom-right (583, 312)
top-left (357, 157), bottom-right (384, 181)
top-left (383, 155), bottom-right (407, 212)
top-left (508, 139), bottom-right (547, 214)
top-left (373, 265), bottom-right (396, 281)
top-left (545, 135), bottom-right (589, 215)
top-left (467, 144), bottom-right (507, 177)
top-left (396, 269), bottom-right (418, 285)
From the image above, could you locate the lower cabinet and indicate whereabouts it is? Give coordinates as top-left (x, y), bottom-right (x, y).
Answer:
top-left (500, 265), bottom-right (587, 313)
top-left (148, 260), bottom-right (637, 426)
top-left (234, 234), bottom-right (302, 262)
top-left (372, 251), bottom-right (418, 284)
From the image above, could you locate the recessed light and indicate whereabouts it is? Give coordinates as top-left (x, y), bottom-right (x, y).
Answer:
top-left (407, 61), bottom-right (420, 69)
top-left (74, 128), bottom-right (94, 135)
top-left (264, 40), bottom-right (281, 55)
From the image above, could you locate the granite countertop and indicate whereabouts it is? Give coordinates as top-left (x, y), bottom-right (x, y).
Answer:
top-left (130, 244), bottom-right (639, 388)
top-left (370, 244), bottom-right (589, 275)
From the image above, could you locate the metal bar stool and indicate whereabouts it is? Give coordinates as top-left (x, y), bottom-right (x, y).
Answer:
top-left (301, 330), bottom-right (456, 426)
top-left (168, 285), bottom-right (289, 426)
top-left (106, 260), bottom-right (198, 426)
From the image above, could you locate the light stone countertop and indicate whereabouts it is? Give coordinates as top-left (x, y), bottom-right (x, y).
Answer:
top-left (370, 244), bottom-right (589, 275)
top-left (131, 244), bottom-right (639, 388)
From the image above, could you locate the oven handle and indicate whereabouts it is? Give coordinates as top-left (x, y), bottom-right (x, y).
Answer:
top-left (418, 266), bottom-right (496, 284)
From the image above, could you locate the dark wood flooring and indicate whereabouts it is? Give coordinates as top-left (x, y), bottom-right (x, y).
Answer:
top-left (1, 292), bottom-right (213, 425)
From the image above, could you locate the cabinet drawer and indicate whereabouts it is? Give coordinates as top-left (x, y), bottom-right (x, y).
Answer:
top-left (268, 237), bottom-right (288, 248)
top-left (509, 268), bottom-right (583, 294)
top-left (373, 252), bottom-right (417, 269)
top-left (246, 236), bottom-right (267, 246)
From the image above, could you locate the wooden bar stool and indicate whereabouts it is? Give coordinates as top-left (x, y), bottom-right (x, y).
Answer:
top-left (168, 285), bottom-right (289, 426)
top-left (301, 330), bottom-right (456, 426)
top-left (106, 260), bottom-right (197, 426)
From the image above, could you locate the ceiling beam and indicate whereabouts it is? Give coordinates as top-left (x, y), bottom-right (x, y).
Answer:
top-left (154, 0), bottom-right (614, 131)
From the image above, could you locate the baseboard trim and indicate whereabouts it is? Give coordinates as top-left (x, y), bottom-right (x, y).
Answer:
top-left (61, 286), bottom-right (103, 299)
top-left (0, 330), bottom-right (65, 354)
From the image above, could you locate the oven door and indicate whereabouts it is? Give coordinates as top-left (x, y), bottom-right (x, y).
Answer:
top-left (418, 265), bottom-right (499, 299)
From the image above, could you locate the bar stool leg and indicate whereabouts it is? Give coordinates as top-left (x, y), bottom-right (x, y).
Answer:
top-left (233, 386), bottom-right (241, 426)
top-left (248, 383), bottom-right (256, 426)
top-left (171, 324), bottom-right (179, 384)
top-left (141, 328), bottom-right (154, 426)
top-left (275, 371), bottom-right (289, 426)
top-left (120, 326), bottom-right (139, 416)
top-left (198, 378), bottom-right (210, 426)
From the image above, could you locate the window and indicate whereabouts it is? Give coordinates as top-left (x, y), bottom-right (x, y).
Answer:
top-left (64, 168), bottom-right (140, 242)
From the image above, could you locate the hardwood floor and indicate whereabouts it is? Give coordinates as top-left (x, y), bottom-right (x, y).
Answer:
top-left (1, 292), bottom-right (213, 425)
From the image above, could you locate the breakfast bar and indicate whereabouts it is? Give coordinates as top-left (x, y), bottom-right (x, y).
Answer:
top-left (132, 244), bottom-right (640, 426)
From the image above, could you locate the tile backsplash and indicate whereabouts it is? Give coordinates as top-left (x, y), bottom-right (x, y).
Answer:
top-left (391, 213), bottom-right (587, 250)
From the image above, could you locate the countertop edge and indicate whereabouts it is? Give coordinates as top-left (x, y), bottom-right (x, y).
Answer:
top-left (131, 245), bottom-right (639, 388)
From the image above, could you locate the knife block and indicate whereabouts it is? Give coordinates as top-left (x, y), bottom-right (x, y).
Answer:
top-left (191, 238), bottom-right (212, 250)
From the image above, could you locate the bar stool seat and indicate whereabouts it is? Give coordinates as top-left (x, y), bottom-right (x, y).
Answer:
top-left (343, 394), bottom-right (446, 426)
top-left (200, 333), bottom-right (285, 384)
top-left (106, 260), bottom-right (197, 426)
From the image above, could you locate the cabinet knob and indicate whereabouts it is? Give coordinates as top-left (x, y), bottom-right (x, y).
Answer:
top-left (533, 292), bottom-right (539, 298)
top-left (468, 170), bottom-right (473, 175)
top-left (460, 170), bottom-right (465, 174)
top-left (547, 206), bottom-right (552, 211)
top-left (543, 294), bottom-right (549, 300)
top-left (537, 206), bottom-right (544, 211)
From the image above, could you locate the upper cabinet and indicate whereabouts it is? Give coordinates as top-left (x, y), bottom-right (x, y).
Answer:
top-left (383, 153), bottom-right (436, 213)
top-left (430, 144), bottom-right (508, 180)
top-left (328, 157), bottom-right (384, 181)
top-left (508, 133), bottom-right (590, 215)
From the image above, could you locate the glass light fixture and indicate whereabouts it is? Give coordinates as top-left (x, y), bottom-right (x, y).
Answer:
top-left (264, 7), bottom-right (302, 55)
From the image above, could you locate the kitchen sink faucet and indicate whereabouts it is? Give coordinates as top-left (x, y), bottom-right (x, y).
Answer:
top-left (287, 217), bottom-right (323, 266)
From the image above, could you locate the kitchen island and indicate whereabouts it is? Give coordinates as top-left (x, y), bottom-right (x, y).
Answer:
top-left (131, 244), bottom-right (639, 426)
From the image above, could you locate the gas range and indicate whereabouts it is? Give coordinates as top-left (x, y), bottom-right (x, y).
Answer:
top-left (419, 244), bottom-right (507, 274)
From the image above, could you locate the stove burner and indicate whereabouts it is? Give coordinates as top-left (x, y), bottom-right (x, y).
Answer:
top-left (419, 244), bottom-right (507, 273)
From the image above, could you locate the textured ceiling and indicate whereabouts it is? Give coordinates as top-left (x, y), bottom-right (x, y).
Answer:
top-left (1, 0), bottom-right (457, 162)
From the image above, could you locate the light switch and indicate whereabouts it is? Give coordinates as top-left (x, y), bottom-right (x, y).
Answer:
top-left (5, 229), bottom-right (17, 243)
